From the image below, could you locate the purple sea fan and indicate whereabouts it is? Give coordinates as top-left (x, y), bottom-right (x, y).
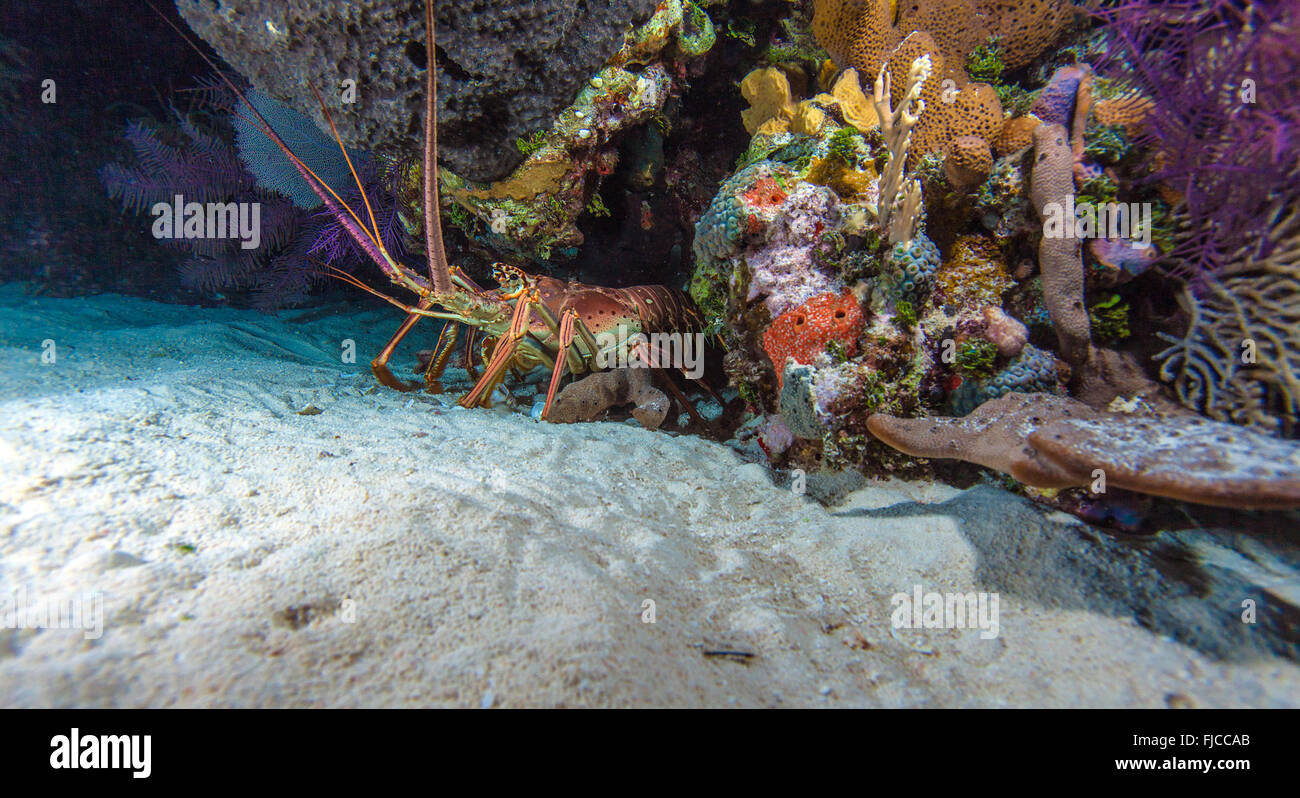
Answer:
top-left (1092, 0), bottom-right (1300, 288)
top-left (99, 102), bottom-right (368, 310)
top-left (306, 156), bottom-right (409, 268)
top-left (100, 114), bottom-right (253, 214)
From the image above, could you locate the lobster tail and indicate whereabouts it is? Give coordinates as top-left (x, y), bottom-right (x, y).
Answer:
top-left (622, 285), bottom-right (705, 336)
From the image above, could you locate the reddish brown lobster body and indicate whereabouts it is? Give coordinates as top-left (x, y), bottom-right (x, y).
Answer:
top-left (162, 0), bottom-right (707, 420)
top-left (403, 265), bottom-right (705, 416)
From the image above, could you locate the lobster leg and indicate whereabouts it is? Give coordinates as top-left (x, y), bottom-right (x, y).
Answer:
top-left (541, 310), bottom-right (580, 421)
top-left (460, 292), bottom-right (538, 408)
top-left (657, 368), bottom-right (706, 426)
top-left (372, 299), bottom-right (433, 392)
top-left (465, 329), bottom-right (481, 381)
top-left (423, 321), bottom-right (460, 392)
top-left (528, 302), bottom-right (592, 377)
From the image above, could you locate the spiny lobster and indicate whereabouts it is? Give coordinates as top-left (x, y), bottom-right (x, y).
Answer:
top-left (161, 0), bottom-right (707, 421)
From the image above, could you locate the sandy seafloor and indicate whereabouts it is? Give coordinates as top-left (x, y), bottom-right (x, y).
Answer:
top-left (1, 282), bottom-right (1298, 707)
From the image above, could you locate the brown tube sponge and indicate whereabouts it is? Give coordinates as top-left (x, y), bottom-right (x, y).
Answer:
top-left (867, 393), bottom-right (1300, 509)
top-left (866, 393), bottom-right (1097, 489)
top-left (1030, 123), bottom-right (1092, 366)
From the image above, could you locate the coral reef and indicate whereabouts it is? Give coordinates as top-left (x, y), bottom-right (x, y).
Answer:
top-left (882, 234), bottom-right (941, 305)
top-left (176, 0), bottom-right (662, 182)
top-left (689, 158), bottom-right (849, 333)
top-left (951, 344), bottom-right (1061, 415)
top-left (690, 20), bottom-right (1119, 481)
top-left (971, 157), bottom-right (1033, 239)
top-left (83, 0), bottom-right (1294, 524)
top-left (675, 0), bottom-right (1300, 522)
top-left (744, 180), bottom-right (848, 317)
top-left (932, 236), bottom-right (1013, 308)
top-left (85, 0), bottom-right (1298, 517)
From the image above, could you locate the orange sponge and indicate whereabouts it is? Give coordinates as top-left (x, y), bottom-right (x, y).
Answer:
top-left (762, 292), bottom-right (865, 384)
top-left (812, 0), bottom-right (1073, 75)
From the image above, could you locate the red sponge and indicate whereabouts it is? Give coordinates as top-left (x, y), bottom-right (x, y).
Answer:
top-left (762, 292), bottom-right (864, 385)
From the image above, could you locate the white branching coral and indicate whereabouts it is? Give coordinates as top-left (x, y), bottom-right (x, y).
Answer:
top-left (1156, 204), bottom-right (1300, 436)
top-left (872, 52), bottom-right (930, 245)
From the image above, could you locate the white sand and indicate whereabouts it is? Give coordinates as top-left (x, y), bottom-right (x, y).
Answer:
top-left (1, 284), bottom-right (1298, 707)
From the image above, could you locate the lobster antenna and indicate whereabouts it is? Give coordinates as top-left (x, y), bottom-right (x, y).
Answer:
top-left (307, 80), bottom-right (386, 249)
top-left (144, 1), bottom-right (393, 271)
top-left (424, 0), bottom-right (453, 295)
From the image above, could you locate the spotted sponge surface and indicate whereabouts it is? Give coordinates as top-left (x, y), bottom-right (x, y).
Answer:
top-left (811, 0), bottom-right (890, 70)
top-left (811, 0), bottom-right (1075, 156)
top-left (177, 0), bottom-right (661, 182)
top-left (884, 32), bottom-right (1004, 158)
top-left (762, 292), bottom-right (865, 384)
top-left (811, 0), bottom-right (1073, 75)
